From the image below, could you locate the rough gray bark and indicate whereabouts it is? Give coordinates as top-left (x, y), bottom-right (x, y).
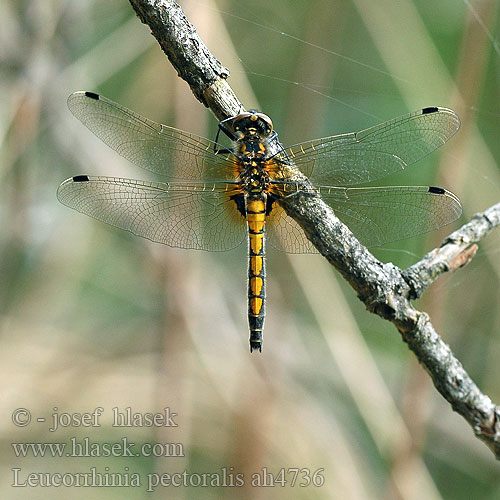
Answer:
top-left (129, 0), bottom-right (242, 120)
top-left (129, 0), bottom-right (500, 459)
top-left (403, 203), bottom-right (500, 298)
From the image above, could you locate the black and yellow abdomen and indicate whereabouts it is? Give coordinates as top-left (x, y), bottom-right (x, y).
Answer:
top-left (246, 197), bottom-right (267, 352)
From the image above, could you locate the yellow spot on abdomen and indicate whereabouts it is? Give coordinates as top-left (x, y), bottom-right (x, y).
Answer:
top-left (251, 276), bottom-right (263, 296)
top-left (247, 199), bottom-right (265, 213)
top-left (250, 297), bottom-right (263, 314)
top-left (251, 256), bottom-right (263, 275)
top-left (250, 233), bottom-right (263, 254)
top-left (248, 220), bottom-right (265, 233)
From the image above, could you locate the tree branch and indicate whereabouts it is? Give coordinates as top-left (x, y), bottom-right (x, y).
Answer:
top-left (129, 0), bottom-right (242, 120)
top-left (129, 0), bottom-right (500, 459)
top-left (403, 202), bottom-right (500, 298)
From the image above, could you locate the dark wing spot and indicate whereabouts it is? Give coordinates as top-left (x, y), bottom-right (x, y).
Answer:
top-left (428, 186), bottom-right (445, 194)
top-left (84, 91), bottom-right (100, 100)
top-left (73, 175), bottom-right (90, 183)
top-left (422, 106), bottom-right (439, 114)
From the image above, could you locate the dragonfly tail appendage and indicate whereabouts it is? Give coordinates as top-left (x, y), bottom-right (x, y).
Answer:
top-left (247, 198), bottom-right (266, 353)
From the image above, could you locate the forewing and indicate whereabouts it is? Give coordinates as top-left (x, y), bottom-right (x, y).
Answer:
top-left (68, 91), bottom-right (237, 181)
top-left (57, 176), bottom-right (247, 251)
top-left (283, 107), bottom-right (460, 186)
top-left (318, 185), bottom-right (462, 247)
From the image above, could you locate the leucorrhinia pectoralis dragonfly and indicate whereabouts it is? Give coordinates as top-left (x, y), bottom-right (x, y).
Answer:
top-left (57, 91), bottom-right (462, 352)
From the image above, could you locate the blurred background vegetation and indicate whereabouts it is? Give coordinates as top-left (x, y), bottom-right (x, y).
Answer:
top-left (2, 0), bottom-right (500, 498)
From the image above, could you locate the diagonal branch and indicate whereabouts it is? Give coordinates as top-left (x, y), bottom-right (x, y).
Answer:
top-left (129, 0), bottom-right (500, 459)
top-left (129, 0), bottom-right (242, 120)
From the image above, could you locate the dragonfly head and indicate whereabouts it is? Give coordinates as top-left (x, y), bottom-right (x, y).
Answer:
top-left (228, 110), bottom-right (274, 141)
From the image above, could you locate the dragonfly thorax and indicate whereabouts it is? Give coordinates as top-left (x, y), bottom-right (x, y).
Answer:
top-left (239, 159), bottom-right (270, 194)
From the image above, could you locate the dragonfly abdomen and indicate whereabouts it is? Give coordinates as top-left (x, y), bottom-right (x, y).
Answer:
top-left (247, 197), bottom-right (267, 352)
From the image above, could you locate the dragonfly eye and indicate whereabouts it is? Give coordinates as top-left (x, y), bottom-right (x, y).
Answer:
top-left (255, 113), bottom-right (273, 136)
top-left (231, 111), bottom-right (274, 139)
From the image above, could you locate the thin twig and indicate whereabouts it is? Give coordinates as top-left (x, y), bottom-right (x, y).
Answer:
top-left (129, 0), bottom-right (500, 459)
top-left (403, 202), bottom-right (500, 298)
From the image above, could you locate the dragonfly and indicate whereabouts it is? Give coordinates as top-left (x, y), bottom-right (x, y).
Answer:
top-left (57, 91), bottom-right (462, 352)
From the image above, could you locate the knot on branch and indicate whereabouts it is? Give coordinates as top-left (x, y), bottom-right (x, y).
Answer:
top-left (369, 296), bottom-right (397, 319)
top-left (362, 278), bottom-right (412, 323)
top-left (449, 244), bottom-right (478, 271)
top-left (402, 260), bottom-right (447, 299)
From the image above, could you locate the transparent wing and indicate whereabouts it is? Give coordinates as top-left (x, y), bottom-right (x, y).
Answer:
top-left (266, 185), bottom-right (462, 252)
top-left (266, 202), bottom-right (317, 253)
top-left (68, 91), bottom-right (238, 181)
top-left (57, 176), bottom-right (247, 251)
top-left (321, 185), bottom-right (462, 247)
top-left (282, 107), bottom-right (460, 186)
